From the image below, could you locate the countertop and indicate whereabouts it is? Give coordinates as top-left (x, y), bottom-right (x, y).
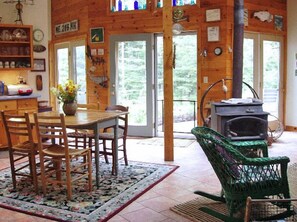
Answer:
top-left (0, 94), bottom-right (40, 101)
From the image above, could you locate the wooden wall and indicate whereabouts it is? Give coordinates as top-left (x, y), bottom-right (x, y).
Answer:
top-left (50, 0), bottom-right (287, 124)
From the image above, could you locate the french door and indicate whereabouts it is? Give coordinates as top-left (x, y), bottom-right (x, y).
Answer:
top-left (110, 33), bottom-right (197, 137)
top-left (243, 33), bottom-right (284, 121)
top-left (109, 34), bottom-right (154, 137)
top-left (54, 40), bottom-right (87, 105)
top-left (155, 33), bottom-right (197, 136)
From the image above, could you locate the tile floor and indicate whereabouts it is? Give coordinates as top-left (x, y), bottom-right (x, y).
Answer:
top-left (0, 131), bottom-right (296, 222)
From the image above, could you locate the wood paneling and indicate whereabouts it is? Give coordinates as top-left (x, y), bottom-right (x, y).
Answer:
top-left (50, 0), bottom-right (287, 125)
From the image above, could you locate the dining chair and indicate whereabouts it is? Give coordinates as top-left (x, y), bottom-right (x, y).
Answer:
top-left (66, 102), bottom-right (100, 150)
top-left (90, 105), bottom-right (129, 175)
top-left (1, 111), bottom-right (38, 192)
top-left (33, 113), bottom-right (92, 200)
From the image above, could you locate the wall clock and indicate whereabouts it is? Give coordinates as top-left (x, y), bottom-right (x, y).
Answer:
top-left (214, 47), bottom-right (223, 56)
top-left (33, 28), bottom-right (44, 42)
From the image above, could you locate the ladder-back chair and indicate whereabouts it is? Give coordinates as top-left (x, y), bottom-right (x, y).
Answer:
top-left (34, 113), bottom-right (92, 200)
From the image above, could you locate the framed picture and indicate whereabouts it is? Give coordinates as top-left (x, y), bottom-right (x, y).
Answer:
top-left (274, 15), bottom-right (283, 31)
top-left (32, 58), bottom-right (46, 72)
top-left (207, 26), bottom-right (220, 42)
top-left (206, 9), bottom-right (221, 22)
top-left (90, 27), bottom-right (104, 43)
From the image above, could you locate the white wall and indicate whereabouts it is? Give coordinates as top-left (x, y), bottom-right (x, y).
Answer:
top-left (0, 0), bottom-right (50, 102)
top-left (286, 0), bottom-right (297, 127)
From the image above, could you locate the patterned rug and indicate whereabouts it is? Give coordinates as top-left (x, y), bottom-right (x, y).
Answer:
top-left (171, 163), bottom-right (297, 222)
top-left (0, 159), bottom-right (178, 222)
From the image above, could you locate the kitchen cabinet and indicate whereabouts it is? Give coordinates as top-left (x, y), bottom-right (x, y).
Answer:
top-left (0, 97), bottom-right (38, 149)
top-left (0, 24), bottom-right (33, 70)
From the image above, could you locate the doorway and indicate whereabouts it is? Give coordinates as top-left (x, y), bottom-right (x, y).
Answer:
top-left (155, 33), bottom-right (197, 137)
top-left (110, 34), bottom-right (154, 137)
top-left (54, 40), bottom-right (87, 105)
top-left (243, 33), bottom-right (284, 121)
top-left (110, 33), bottom-right (197, 137)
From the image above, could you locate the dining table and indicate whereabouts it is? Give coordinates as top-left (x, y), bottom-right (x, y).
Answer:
top-left (33, 109), bottom-right (128, 187)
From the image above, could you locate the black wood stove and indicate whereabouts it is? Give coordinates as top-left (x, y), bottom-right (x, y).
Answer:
top-left (211, 100), bottom-right (269, 141)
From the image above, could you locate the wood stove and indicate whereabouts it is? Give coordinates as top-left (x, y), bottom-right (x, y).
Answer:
top-left (211, 100), bottom-right (269, 141)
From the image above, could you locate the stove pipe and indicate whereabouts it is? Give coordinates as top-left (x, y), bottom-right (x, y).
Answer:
top-left (232, 0), bottom-right (244, 98)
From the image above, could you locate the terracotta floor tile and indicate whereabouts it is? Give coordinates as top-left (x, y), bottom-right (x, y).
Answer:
top-left (121, 208), bottom-right (167, 222)
top-left (139, 196), bottom-right (180, 212)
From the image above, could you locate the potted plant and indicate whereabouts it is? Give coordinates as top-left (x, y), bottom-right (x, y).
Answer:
top-left (51, 79), bottom-right (80, 115)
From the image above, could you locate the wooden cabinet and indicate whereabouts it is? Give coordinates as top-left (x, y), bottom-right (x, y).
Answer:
top-left (0, 24), bottom-right (33, 70)
top-left (0, 98), bottom-right (38, 149)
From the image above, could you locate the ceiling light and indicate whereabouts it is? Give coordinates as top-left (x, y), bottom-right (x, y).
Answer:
top-left (172, 23), bottom-right (184, 35)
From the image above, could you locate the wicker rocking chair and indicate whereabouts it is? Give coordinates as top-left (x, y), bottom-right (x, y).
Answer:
top-left (191, 126), bottom-right (291, 221)
top-left (196, 126), bottom-right (269, 158)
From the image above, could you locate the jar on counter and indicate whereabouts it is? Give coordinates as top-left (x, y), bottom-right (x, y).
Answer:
top-left (0, 81), bottom-right (4, 96)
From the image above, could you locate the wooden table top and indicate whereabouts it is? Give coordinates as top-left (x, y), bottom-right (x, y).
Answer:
top-left (33, 109), bottom-right (128, 128)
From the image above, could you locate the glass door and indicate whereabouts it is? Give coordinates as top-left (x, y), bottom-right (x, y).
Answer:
top-left (155, 33), bottom-right (197, 136)
top-left (243, 33), bottom-right (284, 120)
top-left (110, 34), bottom-right (154, 137)
top-left (54, 40), bottom-right (87, 105)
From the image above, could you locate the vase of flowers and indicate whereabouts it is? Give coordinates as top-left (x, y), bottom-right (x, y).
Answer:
top-left (51, 79), bottom-right (79, 115)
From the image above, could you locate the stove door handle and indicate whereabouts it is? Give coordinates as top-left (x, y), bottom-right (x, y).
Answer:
top-left (246, 108), bottom-right (255, 113)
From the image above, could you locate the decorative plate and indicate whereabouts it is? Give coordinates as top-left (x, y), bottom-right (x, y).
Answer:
top-left (33, 44), bottom-right (46, 53)
top-left (1, 29), bottom-right (12, 41)
top-left (12, 28), bottom-right (27, 41)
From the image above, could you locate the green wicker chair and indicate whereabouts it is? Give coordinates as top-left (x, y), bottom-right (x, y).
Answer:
top-left (198, 126), bottom-right (269, 158)
top-left (191, 126), bottom-right (291, 221)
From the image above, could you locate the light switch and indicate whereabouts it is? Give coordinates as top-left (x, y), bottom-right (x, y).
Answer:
top-left (203, 76), bottom-right (208, 83)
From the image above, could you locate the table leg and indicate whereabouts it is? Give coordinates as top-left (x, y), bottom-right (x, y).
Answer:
top-left (94, 123), bottom-right (100, 187)
top-left (114, 116), bottom-right (119, 175)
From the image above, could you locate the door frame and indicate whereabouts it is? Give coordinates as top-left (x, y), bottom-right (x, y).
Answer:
top-left (244, 32), bottom-right (284, 122)
top-left (109, 34), bottom-right (154, 137)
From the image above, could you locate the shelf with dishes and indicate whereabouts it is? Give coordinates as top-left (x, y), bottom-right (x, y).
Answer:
top-left (0, 24), bottom-right (33, 71)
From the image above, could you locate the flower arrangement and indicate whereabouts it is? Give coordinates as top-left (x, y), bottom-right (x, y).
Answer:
top-left (51, 79), bottom-right (80, 103)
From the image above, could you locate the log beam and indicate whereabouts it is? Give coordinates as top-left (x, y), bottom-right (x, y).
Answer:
top-left (163, 0), bottom-right (174, 161)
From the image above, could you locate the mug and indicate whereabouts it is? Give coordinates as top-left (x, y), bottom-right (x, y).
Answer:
top-left (4, 61), bottom-right (9, 68)
top-left (0, 61), bottom-right (3, 68)
top-left (10, 61), bottom-right (15, 68)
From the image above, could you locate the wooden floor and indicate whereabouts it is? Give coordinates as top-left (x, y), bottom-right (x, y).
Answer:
top-left (0, 131), bottom-right (296, 222)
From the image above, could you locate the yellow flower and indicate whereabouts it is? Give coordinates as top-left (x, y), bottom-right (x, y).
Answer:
top-left (51, 79), bottom-right (80, 103)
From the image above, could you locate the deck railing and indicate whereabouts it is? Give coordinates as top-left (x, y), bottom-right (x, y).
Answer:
top-left (157, 99), bottom-right (197, 133)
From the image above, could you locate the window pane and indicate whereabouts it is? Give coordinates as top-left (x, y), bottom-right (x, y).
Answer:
top-left (243, 38), bottom-right (255, 98)
top-left (158, 0), bottom-right (196, 7)
top-left (114, 0), bottom-right (146, 11)
top-left (117, 41), bottom-right (147, 126)
top-left (73, 45), bottom-right (86, 104)
top-left (57, 48), bottom-right (69, 85)
top-left (263, 40), bottom-right (280, 117)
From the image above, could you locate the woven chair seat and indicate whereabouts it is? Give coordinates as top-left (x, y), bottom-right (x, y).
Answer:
top-left (98, 132), bottom-right (124, 139)
top-left (67, 130), bottom-right (93, 138)
top-left (14, 141), bottom-right (38, 152)
top-left (43, 144), bottom-right (89, 157)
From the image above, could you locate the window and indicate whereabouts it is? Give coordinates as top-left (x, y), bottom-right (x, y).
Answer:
top-left (111, 0), bottom-right (147, 11)
top-left (158, 0), bottom-right (196, 7)
top-left (54, 40), bottom-right (86, 104)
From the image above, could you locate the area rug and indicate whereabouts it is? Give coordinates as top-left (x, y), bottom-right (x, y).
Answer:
top-left (171, 163), bottom-right (297, 222)
top-left (0, 160), bottom-right (178, 222)
top-left (137, 138), bottom-right (195, 148)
